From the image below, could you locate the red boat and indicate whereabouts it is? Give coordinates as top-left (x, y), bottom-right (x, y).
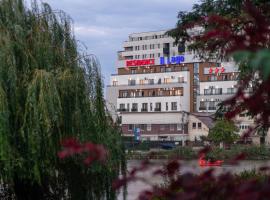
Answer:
top-left (198, 154), bottom-right (224, 167)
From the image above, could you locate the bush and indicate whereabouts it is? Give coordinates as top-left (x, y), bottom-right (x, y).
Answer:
top-left (170, 147), bottom-right (197, 159)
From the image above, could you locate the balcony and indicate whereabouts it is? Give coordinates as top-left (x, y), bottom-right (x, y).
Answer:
top-left (131, 108), bottom-right (138, 112)
top-left (117, 108), bottom-right (129, 112)
top-left (141, 108), bottom-right (148, 112)
top-left (154, 108), bottom-right (161, 112)
top-left (208, 107), bottom-right (217, 110)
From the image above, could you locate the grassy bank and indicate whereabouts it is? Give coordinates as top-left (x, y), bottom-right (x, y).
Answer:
top-left (126, 145), bottom-right (270, 160)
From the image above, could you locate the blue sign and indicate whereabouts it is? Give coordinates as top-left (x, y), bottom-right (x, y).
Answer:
top-left (134, 128), bottom-right (141, 141)
top-left (160, 55), bottom-right (185, 65)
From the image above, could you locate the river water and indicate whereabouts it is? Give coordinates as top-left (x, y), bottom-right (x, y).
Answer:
top-left (118, 159), bottom-right (270, 200)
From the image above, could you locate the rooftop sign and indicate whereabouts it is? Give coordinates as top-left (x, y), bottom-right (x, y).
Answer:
top-left (126, 59), bottom-right (155, 67)
top-left (160, 55), bottom-right (185, 65)
top-left (209, 67), bottom-right (225, 74)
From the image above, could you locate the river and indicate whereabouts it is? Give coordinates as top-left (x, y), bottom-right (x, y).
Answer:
top-left (118, 159), bottom-right (270, 200)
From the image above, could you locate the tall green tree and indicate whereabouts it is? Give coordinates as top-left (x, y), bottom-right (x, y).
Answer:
top-left (0, 0), bottom-right (125, 199)
top-left (208, 120), bottom-right (239, 148)
top-left (169, 0), bottom-right (270, 132)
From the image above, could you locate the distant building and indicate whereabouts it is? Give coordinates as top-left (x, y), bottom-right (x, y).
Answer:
top-left (188, 113), bottom-right (215, 142)
top-left (106, 30), bottom-right (254, 144)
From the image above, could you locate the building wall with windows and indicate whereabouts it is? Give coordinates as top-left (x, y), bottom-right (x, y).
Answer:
top-left (188, 115), bottom-right (211, 141)
top-left (106, 29), bottom-right (251, 143)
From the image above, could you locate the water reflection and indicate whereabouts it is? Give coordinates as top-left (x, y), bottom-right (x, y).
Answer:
top-left (118, 160), bottom-right (270, 200)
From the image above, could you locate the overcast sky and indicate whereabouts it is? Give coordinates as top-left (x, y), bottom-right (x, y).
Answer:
top-left (39, 0), bottom-right (199, 85)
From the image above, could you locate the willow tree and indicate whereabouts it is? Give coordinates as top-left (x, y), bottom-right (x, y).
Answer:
top-left (0, 0), bottom-right (125, 199)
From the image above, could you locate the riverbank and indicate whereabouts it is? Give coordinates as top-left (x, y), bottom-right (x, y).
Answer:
top-left (126, 145), bottom-right (270, 160)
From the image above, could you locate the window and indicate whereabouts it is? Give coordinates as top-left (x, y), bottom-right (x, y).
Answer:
top-left (170, 124), bottom-right (175, 131)
top-left (130, 91), bottom-right (135, 97)
top-left (140, 124), bottom-right (147, 131)
top-left (204, 89), bottom-right (211, 95)
top-left (198, 123), bottom-right (202, 129)
top-left (120, 91), bottom-right (128, 98)
top-left (164, 78), bottom-right (170, 84)
top-left (138, 90), bottom-right (144, 97)
top-left (131, 103), bottom-right (138, 111)
top-left (158, 44), bottom-right (161, 48)
top-left (222, 74), bottom-right (228, 81)
top-left (157, 78), bottom-right (162, 84)
top-left (194, 63), bottom-right (199, 74)
top-left (147, 124), bottom-right (152, 131)
top-left (227, 88), bottom-right (235, 94)
top-left (166, 102), bottom-right (168, 111)
top-left (210, 75), bottom-right (217, 81)
top-left (119, 104), bottom-right (125, 110)
top-left (177, 124), bottom-right (182, 131)
top-left (128, 79), bottom-right (136, 85)
top-left (199, 101), bottom-right (206, 110)
top-left (158, 53), bottom-right (161, 57)
top-left (160, 67), bottom-right (165, 73)
top-left (113, 81), bottom-right (118, 86)
top-left (171, 102), bottom-right (177, 110)
top-left (160, 125), bottom-right (165, 131)
top-left (165, 67), bottom-right (172, 72)
top-left (148, 79), bottom-right (154, 85)
top-left (128, 124), bottom-right (133, 131)
top-left (158, 90), bottom-right (163, 96)
top-left (175, 89), bottom-right (183, 96)
top-left (131, 69), bottom-right (136, 74)
top-left (215, 88), bottom-right (222, 95)
top-left (209, 101), bottom-right (216, 110)
top-left (192, 123), bottom-right (196, 129)
top-left (142, 103), bottom-right (148, 111)
top-left (139, 79), bottom-right (144, 85)
top-left (150, 103), bottom-right (153, 111)
top-left (178, 77), bottom-right (184, 83)
top-left (155, 102), bottom-right (161, 111)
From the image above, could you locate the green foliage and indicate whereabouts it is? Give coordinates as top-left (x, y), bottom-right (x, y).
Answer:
top-left (237, 169), bottom-right (266, 181)
top-left (0, 0), bottom-right (125, 199)
top-left (208, 120), bottom-right (239, 144)
top-left (208, 145), bottom-right (270, 160)
top-left (168, 0), bottom-right (270, 60)
top-left (170, 147), bottom-right (197, 159)
top-left (233, 49), bottom-right (270, 80)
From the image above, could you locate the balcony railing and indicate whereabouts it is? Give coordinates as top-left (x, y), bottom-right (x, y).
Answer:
top-left (199, 92), bottom-right (235, 96)
top-left (154, 108), bottom-right (161, 112)
top-left (141, 108), bottom-right (148, 112)
top-left (199, 107), bottom-right (207, 111)
top-left (117, 108), bottom-right (128, 112)
top-left (110, 68), bottom-right (189, 76)
top-left (208, 107), bottom-right (217, 110)
top-left (131, 108), bottom-right (138, 112)
top-left (118, 94), bottom-right (183, 98)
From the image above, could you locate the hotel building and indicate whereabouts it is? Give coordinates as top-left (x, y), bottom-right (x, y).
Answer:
top-left (106, 30), bottom-right (240, 143)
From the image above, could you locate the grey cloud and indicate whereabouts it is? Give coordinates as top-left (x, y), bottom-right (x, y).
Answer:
top-left (35, 0), bottom-right (199, 85)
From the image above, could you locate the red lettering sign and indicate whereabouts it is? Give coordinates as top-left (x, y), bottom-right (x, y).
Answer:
top-left (221, 67), bottom-right (225, 73)
top-left (208, 67), bottom-right (226, 74)
top-left (126, 59), bottom-right (155, 67)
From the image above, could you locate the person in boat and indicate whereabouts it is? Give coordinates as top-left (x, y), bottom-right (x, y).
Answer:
top-left (205, 154), bottom-right (216, 163)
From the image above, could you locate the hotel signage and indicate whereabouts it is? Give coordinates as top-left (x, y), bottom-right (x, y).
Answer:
top-left (208, 67), bottom-right (225, 75)
top-left (160, 55), bottom-right (185, 65)
top-left (126, 59), bottom-right (155, 67)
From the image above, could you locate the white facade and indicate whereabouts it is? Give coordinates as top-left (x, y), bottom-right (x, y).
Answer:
top-left (106, 30), bottom-right (195, 143)
top-left (110, 71), bottom-right (189, 86)
top-left (188, 115), bottom-right (210, 141)
top-left (106, 29), bottom-right (262, 145)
